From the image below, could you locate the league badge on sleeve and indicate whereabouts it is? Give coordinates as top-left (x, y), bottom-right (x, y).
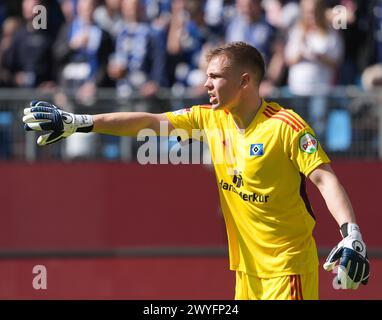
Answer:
top-left (250, 143), bottom-right (264, 156)
top-left (299, 133), bottom-right (318, 153)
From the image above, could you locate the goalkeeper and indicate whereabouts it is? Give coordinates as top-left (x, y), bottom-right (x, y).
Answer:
top-left (22, 42), bottom-right (369, 299)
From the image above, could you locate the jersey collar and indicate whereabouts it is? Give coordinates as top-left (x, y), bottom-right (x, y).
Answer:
top-left (232, 98), bottom-right (267, 135)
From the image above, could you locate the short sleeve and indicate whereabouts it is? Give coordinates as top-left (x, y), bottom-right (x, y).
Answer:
top-left (290, 128), bottom-right (331, 177)
top-left (166, 105), bottom-right (206, 140)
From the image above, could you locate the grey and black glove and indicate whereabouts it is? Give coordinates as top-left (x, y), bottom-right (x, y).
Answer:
top-left (23, 100), bottom-right (93, 146)
top-left (323, 222), bottom-right (370, 289)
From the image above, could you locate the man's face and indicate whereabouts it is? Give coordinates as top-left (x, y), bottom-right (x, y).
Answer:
top-left (22, 0), bottom-right (40, 21)
top-left (204, 55), bottom-right (242, 111)
top-left (301, 0), bottom-right (317, 27)
top-left (78, 0), bottom-right (96, 23)
top-left (122, 0), bottom-right (141, 21)
top-left (236, 0), bottom-right (261, 21)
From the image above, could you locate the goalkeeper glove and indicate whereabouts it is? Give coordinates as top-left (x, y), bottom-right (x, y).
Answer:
top-left (323, 222), bottom-right (370, 289)
top-left (23, 100), bottom-right (93, 146)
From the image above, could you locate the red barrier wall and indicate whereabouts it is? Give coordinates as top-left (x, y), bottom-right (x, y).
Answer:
top-left (0, 161), bottom-right (381, 248)
top-left (0, 258), bottom-right (380, 300)
top-left (0, 161), bottom-right (380, 299)
top-left (0, 163), bottom-right (225, 249)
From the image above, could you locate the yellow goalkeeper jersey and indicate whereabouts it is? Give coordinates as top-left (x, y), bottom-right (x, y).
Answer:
top-left (166, 99), bottom-right (331, 278)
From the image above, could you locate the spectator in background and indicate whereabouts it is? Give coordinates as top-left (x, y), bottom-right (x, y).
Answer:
top-left (93, 0), bottom-right (124, 41)
top-left (108, 0), bottom-right (168, 106)
top-left (285, 0), bottom-right (343, 142)
top-left (106, 0), bottom-right (169, 161)
top-left (225, 0), bottom-right (275, 63)
top-left (167, 0), bottom-right (219, 97)
top-left (344, 0), bottom-right (382, 158)
top-left (52, 0), bottom-right (113, 160)
top-left (53, 0), bottom-right (76, 78)
top-left (0, 16), bottom-right (23, 159)
top-left (263, 0), bottom-right (300, 31)
top-left (360, 0), bottom-right (382, 90)
top-left (225, 0), bottom-right (286, 97)
top-left (326, 0), bottom-right (370, 85)
top-left (143, 0), bottom-right (172, 31)
top-left (58, 0), bottom-right (77, 23)
top-left (0, 16), bottom-right (23, 87)
top-left (2, 0), bottom-right (55, 89)
top-left (44, 0), bottom-right (66, 39)
top-left (204, 0), bottom-right (234, 36)
top-left (53, 0), bottom-right (113, 105)
top-left (53, 0), bottom-right (79, 108)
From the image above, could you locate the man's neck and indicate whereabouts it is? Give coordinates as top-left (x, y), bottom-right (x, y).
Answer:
top-left (231, 97), bottom-right (263, 131)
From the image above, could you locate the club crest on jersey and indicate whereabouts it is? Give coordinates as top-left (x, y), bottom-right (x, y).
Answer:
top-left (171, 108), bottom-right (191, 116)
top-left (299, 133), bottom-right (318, 154)
top-left (250, 143), bottom-right (264, 156)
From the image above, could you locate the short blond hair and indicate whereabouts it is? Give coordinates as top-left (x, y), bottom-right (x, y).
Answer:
top-left (206, 42), bottom-right (266, 84)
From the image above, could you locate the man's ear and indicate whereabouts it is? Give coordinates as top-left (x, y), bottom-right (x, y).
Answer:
top-left (240, 73), bottom-right (250, 88)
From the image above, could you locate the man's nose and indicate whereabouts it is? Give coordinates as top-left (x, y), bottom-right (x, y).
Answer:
top-left (204, 78), bottom-right (212, 89)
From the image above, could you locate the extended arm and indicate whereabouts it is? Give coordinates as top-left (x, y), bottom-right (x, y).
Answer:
top-left (309, 164), bottom-right (356, 227)
top-left (92, 112), bottom-right (171, 136)
top-left (309, 163), bottom-right (369, 289)
top-left (22, 100), bottom-right (174, 145)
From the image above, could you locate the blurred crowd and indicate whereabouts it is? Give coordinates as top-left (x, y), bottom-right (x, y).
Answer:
top-left (0, 0), bottom-right (381, 160)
